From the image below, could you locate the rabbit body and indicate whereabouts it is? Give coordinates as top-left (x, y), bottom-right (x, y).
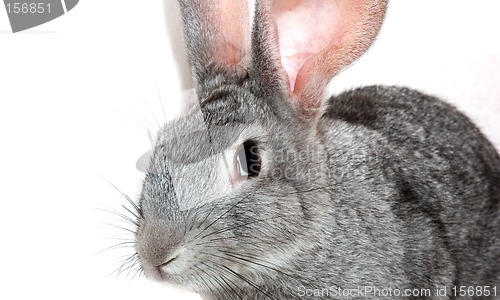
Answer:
top-left (309, 85), bottom-right (500, 299)
top-left (134, 1), bottom-right (500, 299)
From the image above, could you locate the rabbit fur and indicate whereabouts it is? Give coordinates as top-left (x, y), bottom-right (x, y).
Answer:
top-left (134, 0), bottom-right (500, 299)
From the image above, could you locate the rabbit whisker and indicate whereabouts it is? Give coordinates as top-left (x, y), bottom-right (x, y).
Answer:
top-left (204, 264), bottom-right (239, 299)
top-left (127, 255), bottom-right (142, 278)
top-left (200, 215), bottom-right (290, 240)
top-left (202, 261), bottom-right (253, 300)
top-left (101, 223), bottom-right (137, 235)
top-left (111, 106), bottom-right (157, 137)
top-left (188, 188), bottom-right (258, 243)
top-left (97, 241), bottom-right (136, 255)
top-left (221, 251), bottom-right (294, 279)
top-left (104, 179), bottom-right (143, 218)
top-left (197, 262), bottom-right (230, 300)
top-left (107, 251), bottom-right (138, 279)
top-left (220, 264), bottom-right (278, 300)
top-left (152, 81), bottom-right (167, 127)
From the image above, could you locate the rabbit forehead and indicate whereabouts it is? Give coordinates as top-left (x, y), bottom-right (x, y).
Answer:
top-left (157, 90), bottom-right (271, 163)
top-left (158, 121), bottom-right (256, 163)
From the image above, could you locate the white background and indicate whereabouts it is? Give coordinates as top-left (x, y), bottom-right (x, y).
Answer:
top-left (0, 1), bottom-right (499, 300)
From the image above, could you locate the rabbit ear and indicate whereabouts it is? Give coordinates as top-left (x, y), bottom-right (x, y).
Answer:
top-left (253, 0), bottom-right (388, 118)
top-left (178, 0), bottom-right (387, 119)
top-left (177, 0), bottom-right (251, 84)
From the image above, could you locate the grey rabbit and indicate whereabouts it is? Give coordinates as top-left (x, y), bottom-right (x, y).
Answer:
top-left (133, 0), bottom-right (500, 299)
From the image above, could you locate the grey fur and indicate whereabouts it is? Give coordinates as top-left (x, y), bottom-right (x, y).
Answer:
top-left (134, 1), bottom-right (500, 299)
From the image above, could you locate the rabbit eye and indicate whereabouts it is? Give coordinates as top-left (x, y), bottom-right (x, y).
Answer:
top-left (235, 140), bottom-right (261, 179)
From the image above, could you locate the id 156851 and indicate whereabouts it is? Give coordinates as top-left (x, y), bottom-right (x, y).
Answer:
top-left (450, 286), bottom-right (497, 297)
top-left (5, 2), bottom-right (51, 14)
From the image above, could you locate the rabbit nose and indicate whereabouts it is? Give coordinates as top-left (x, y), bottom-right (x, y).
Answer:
top-left (135, 220), bottom-right (184, 280)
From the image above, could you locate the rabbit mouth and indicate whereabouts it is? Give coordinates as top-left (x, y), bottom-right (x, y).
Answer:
top-left (157, 252), bottom-right (182, 278)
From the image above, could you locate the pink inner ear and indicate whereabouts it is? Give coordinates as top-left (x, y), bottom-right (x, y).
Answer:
top-left (209, 1), bottom-right (251, 66)
top-left (270, 0), bottom-right (387, 117)
top-left (272, 0), bottom-right (343, 91)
